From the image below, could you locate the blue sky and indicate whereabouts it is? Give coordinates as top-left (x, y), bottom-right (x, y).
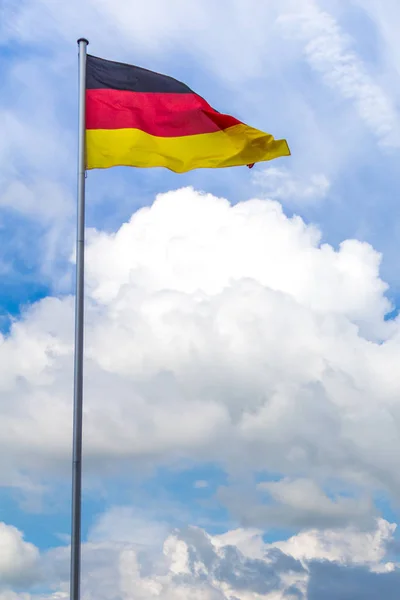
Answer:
top-left (3, 1), bottom-right (400, 599)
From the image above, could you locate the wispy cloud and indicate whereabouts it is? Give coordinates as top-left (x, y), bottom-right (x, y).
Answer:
top-left (277, 0), bottom-right (400, 146)
top-left (252, 167), bottom-right (330, 205)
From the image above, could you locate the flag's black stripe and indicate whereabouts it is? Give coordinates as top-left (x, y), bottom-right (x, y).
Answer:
top-left (86, 55), bottom-right (192, 94)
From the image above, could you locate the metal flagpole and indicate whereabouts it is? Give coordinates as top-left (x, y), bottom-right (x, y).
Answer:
top-left (70, 37), bottom-right (89, 600)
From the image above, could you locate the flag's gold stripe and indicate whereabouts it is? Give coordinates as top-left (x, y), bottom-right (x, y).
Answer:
top-left (86, 124), bottom-right (290, 173)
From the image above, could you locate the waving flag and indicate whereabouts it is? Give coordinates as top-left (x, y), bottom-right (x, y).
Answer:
top-left (85, 55), bottom-right (290, 173)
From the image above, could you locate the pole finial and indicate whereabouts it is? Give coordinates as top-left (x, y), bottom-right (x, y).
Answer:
top-left (77, 38), bottom-right (89, 45)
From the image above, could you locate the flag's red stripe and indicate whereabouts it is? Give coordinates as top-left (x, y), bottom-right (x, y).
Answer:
top-left (86, 89), bottom-right (242, 137)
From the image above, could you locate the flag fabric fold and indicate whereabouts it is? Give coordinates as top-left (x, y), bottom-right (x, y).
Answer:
top-left (85, 54), bottom-right (290, 173)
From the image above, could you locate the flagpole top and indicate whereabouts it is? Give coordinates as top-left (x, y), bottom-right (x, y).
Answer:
top-left (77, 38), bottom-right (89, 45)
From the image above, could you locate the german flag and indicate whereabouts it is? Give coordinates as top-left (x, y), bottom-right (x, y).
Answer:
top-left (85, 55), bottom-right (290, 173)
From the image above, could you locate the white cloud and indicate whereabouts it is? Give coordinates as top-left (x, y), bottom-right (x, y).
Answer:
top-left (84, 188), bottom-right (389, 330)
top-left (0, 58), bottom-right (76, 287)
top-left (219, 478), bottom-right (375, 530)
top-left (259, 478), bottom-right (374, 527)
top-left (213, 528), bottom-right (266, 559)
top-left (1, 0), bottom-right (288, 82)
top-left (88, 506), bottom-right (169, 549)
top-left (252, 167), bottom-right (330, 204)
top-left (277, 0), bottom-right (400, 146)
top-left (1, 188), bottom-right (400, 522)
top-left (0, 523), bottom-right (40, 588)
top-left (2, 513), bottom-right (399, 600)
top-left (10, 516), bottom-right (308, 600)
top-left (352, 0), bottom-right (400, 84)
top-left (273, 517), bottom-right (396, 569)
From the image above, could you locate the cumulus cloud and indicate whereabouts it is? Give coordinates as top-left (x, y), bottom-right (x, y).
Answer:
top-left (2, 516), bottom-right (307, 599)
top-left (273, 517), bottom-right (396, 567)
top-left (1, 188), bottom-right (400, 522)
top-left (1, 513), bottom-right (399, 600)
top-left (0, 523), bottom-right (40, 588)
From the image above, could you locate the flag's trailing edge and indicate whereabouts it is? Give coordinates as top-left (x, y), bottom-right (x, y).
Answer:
top-left (85, 55), bottom-right (290, 173)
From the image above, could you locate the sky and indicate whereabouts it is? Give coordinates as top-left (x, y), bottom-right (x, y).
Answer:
top-left (3, 0), bottom-right (400, 598)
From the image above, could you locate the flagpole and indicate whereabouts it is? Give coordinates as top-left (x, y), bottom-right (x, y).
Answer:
top-left (70, 37), bottom-right (89, 600)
